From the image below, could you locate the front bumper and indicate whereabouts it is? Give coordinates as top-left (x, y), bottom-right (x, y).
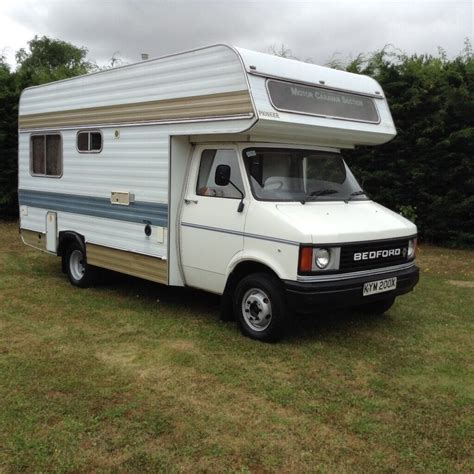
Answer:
top-left (284, 264), bottom-right (419, 313)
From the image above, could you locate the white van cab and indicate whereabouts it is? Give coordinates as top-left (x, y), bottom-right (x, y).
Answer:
top-left (18, 45), bottom-right (419, 341)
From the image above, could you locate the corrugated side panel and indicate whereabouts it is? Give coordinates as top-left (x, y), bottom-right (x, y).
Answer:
top-left (19, 124), bottom-right (169, 260)
top-left (19, 126), bottom-right (169, 202)
top-left (20, 46), bottom-right (249, 116)
top-left (19, 207), bottom-right (46, 233)
top-left (20, 209), bottom-right (169, 259)
top-left (61, 214), bottom-right (168, 258)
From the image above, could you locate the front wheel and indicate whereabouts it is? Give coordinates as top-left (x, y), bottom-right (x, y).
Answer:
top-left (233, 273), bottom-right (288, 342)
top-left (65, 242), bottom-right (97, 288)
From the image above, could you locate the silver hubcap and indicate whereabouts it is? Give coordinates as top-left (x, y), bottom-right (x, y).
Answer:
top-left (242, 288), bottom-right (272, 331)
top-left (69, 249), bottom-right (85, 281)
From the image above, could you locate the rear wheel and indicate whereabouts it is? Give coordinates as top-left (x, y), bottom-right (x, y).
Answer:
top-left (65, 242), bottom-right (96, 288)
top-left (233, 273), bottom-right (288, 342)
top-left (355, 297), bottom-right (395, 315)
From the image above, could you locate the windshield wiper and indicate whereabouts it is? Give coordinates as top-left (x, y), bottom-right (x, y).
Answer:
top-left (344, 190), bottom-right (369, 202)
top-left (301, 189), bottom-right (338, 204)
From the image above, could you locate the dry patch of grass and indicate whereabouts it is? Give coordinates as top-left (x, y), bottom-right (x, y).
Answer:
top-left (417, 244), bottom-right (474, 280)
top-left (448, 280), bottom-right (474, 288)
top-left (1, 221), bottom-right (473, 472)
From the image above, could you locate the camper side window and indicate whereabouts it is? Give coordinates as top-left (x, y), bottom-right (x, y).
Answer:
top-left (30, 134), bottom-right (62, 177)
top-left (197, 149), bottom-right (244, 199)
top-left (77, 131), bottom-right (102, 153)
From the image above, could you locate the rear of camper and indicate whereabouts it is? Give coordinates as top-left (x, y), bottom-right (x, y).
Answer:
top-left (18, 45), bottom-right (419, 341)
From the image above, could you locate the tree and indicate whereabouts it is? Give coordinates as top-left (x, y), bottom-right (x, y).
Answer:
top-left (0, 37), bottom-right (96, 218)
top-left (342, 42), bottom-right (474, 247)
top-left (268, 43), bottom-right (313, 63)
top-left (15, 35), bottom-right (96, 85)
top-left (0, 56), bottom-right (18, 217)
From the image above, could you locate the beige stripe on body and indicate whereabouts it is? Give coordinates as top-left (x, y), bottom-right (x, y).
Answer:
top-left (87, 244), bottom-right (168, 285)
top-left (19, 90), bottom-right (253, 129)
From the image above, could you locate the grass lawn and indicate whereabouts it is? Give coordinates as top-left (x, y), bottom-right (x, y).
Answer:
top-left (0, 221), bottom-right (473, 472)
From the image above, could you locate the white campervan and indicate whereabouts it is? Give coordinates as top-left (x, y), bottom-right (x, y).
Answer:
top-left (18, 45), bottom-right (419, 341)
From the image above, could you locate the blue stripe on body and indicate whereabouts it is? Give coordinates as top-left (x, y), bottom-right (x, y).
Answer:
top-left (19, 189), bottom-right (168, 227)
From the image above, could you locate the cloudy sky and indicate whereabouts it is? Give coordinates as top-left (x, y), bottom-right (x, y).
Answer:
top-left (0, 0), bottom-right (472, 68)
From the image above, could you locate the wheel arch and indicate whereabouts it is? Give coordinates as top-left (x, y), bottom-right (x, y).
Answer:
top-left (224, 257), bottom-right (282, 295)
top-left (57, 231), bottom-right (86, 257)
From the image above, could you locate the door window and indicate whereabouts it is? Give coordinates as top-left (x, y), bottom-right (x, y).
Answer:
top-left (196, 149), bottom-right (244, 199)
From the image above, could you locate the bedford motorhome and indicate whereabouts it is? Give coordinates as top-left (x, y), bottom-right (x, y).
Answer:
top-left (18, 45), bottom-right (419, 341)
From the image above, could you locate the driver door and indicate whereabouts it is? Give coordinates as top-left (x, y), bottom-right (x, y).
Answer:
top-left (180, 145), bottom-right (248, 293)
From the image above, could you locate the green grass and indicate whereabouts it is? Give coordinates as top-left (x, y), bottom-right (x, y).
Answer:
top-left (0, 221), bottom-right (473, 472)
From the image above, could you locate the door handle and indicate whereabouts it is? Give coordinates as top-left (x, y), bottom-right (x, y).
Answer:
top-left (184, 198), bottom-right (198, 205)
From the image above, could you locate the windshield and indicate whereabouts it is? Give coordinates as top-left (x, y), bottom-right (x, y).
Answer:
top-left (243, 147), bottom-right (367, 202)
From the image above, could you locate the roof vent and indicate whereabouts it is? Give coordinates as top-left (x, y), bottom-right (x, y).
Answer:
top-left (249, 65), bottom-right (257, 70)
top-left (141, 53), bottom-right (149, 61)
top-left (319, 80), bottom-right (325, 85)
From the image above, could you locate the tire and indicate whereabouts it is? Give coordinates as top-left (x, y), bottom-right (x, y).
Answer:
top-left (355, 297), bottom-right (395, 315)
top-left (233, 272), bottom-right (288, 342)
top-left (65, 241), bottom-right (97, 288)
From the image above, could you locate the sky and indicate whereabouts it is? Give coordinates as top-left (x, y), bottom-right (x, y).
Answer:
top-left (0, 0), bottom-right (472, 69)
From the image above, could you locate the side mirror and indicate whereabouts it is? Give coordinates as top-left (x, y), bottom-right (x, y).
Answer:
top-left (215, 164), bottom-right (230, 186)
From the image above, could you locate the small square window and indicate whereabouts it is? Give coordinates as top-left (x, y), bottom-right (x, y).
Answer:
top-left (77, 131), bottom-right (102, 153)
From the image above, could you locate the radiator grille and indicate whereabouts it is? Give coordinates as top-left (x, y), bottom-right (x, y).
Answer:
top-left (339, 238), bottom-right (410, 272)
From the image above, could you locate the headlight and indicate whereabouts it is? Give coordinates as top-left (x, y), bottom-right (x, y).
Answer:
top-left (407, 238), bottom-right (417, 259)
top-left (298, 246), bottom-right (340, 273)
top-left (314, 248), bottom-right (330, 269)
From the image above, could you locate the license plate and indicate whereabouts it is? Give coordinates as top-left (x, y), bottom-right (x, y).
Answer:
top-left (363, 277), bottom-right (397, 296)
